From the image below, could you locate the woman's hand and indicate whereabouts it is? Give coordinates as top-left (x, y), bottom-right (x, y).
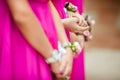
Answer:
top-left (50, 61), bottom-right (61, 74)
top-left (67, 11), bottom-right (88, 28)
top-left (60, 48), bottom-right (73, 76)
top-left (70, 33), bottom-right (85, 48)
top-left (62, 17), bottom-right (88, 33)
top-left (70, 32), bottom-right (84, 54)
top-left (50, 48), bottom-right (73, 79)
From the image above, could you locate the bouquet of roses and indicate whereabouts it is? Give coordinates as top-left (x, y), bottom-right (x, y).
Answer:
top-left (64, 2), bottom-right (95, 41)
top-left (58, 41), bottom-right (82, 58)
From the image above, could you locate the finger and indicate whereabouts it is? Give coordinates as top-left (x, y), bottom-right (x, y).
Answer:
top-left (77, 14), bottom-right (84, 24)
top-left (60, 60), bottom-right (67, 74)
top-left (76, 25), bottom-right (89, 33)
top-left (72, 13), bottom-right (81, 20)
top-left (72, 17), bottom-right (79, 23)
top-left (78, 20), bottom-right (83, 26)
top-left (63, 64), bottom-right (72, 77)
top-left (74, 25), bottom-right (83, 34)
top-left (55, 73), bottom-right (64, 79)
top-left (75, 15), bottom-right (86, 27)
top-left (83, 21), bottom-right (88, 27)
top-left (81, 20), bottom-right (87, 27)
top-left (68, 12), bottom-right (75, 18)
top-left (80, 25), bottom-right (89, 30)
top-left (78, 35), bottom-right (85, 48)
top-left (82, 22), bottom-right (87, 27)
top-left (76, 15), bottom-right (83, 25)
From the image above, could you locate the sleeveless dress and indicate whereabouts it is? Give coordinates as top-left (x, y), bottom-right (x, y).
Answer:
top-left (0, 0), bottom-right (58, 79)
top-left (53, 0), bottom-right (85, 80)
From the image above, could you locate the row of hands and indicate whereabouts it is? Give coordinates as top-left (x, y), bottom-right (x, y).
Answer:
top-left (49, 3), bottom-right (95, 79)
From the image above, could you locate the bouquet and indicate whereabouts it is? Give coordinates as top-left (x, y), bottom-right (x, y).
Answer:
top-left (64, 2), bottom-right (95, 41)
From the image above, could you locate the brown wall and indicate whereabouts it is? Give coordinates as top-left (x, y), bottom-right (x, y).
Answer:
top-left (84, 0), bottom-right (120, 49)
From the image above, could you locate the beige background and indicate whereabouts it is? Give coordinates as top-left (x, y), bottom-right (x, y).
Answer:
top-left (84, 0), bottom-right (120, 80)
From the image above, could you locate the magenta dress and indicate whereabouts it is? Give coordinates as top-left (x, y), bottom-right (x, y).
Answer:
top-left (53, 0), bottom-right (85, 80)
top-left (0, 0), bottom-right (58, 79)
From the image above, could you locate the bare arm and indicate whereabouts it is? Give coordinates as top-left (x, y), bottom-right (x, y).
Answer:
top-left (70, 32), bottom-right (84, 48)
top-left (48, 1), bottom-right (69, 44)
top-left (48, 1), bottom-right (73, 77)
top-left (7, 0), bottom-right (53, 59)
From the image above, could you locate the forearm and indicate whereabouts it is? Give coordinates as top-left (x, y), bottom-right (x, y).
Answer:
top-left (61, 18), bottom-right (75, 32)
top-left (7, 0), bottom-right (53, 59)
top-left (48, 1), bottom-right (69, 44)
top-left (61, 18), bottom-right (69, 30)
top-left (70, 32), bottom-right (84, 44)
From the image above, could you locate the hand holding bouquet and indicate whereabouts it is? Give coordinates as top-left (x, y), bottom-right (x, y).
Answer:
top-left (65, 2), bottom-right (95, 41)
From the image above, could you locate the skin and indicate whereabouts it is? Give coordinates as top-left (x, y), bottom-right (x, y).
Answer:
top-left (62, 17), bottom-right (88, 34)
top-left (54, 5), bottom-right (88, 80)
top-left (61, 15), bottom-right (88, 51)
top-left (7, 0), bottom-right (54, 59)
top-left (7, 0), bottom-right (73, 78)
top-left (48, 1), bottom-right (73, 77)
top-left (70, 32), bottom-right (85, 48)
top-left (53, 2), bottom-right (90, 79)
top-left (62, 10), bottom-right (89, 49)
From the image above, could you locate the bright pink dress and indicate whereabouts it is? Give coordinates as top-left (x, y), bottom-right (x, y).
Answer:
top-left (53, 0), bottom-right (85, 80)
top-left (0, 0), bottom-right (58, 79)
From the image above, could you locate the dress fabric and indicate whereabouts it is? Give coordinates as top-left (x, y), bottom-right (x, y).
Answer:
top-left (0, 0), bottom-right (58, 80)
top-left (53, 0), bottom-right (85, 80)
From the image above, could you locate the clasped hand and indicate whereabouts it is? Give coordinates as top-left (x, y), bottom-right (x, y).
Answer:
top-left (50, 47), bottom-right (73, 79)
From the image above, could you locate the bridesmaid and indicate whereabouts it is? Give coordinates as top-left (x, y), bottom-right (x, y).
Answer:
top-left (52, 0), bottom-right (89, 80)
top-left (0, 0), bottom-right (73, 79)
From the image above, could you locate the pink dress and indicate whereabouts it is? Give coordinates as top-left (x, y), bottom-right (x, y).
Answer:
top-left (0, 0), bottom-right (58, 79)
top-left (53, 0), bottom-right (85, 80)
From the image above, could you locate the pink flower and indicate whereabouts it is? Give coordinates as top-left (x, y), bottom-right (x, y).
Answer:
top-left (83, 30), bottom-right (93, 41)
top-left (73, 42), bottom-right (82, 56)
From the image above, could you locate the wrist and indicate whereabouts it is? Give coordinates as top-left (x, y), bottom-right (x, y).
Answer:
top-left (46, 42), bottom-right (71, 64)
top-left (61, 18), bottom-right (69, 27)
top-left (65, 47), bottom-right (73, 55)
top-left (61, 19), bottom-right (66, 26)
top-left (46, 49), bottom-right (60, 64)
top-left (60, 41), bottom-right (81, 56)
top-left (62, 41), bottom-right (71, 49)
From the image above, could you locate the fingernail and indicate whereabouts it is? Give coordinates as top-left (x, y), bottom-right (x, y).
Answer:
top-left (60, 69), bottom-right (64, 74)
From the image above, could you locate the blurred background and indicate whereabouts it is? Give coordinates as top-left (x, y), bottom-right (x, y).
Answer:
top-left (83, 0), bottom-right (120, 80)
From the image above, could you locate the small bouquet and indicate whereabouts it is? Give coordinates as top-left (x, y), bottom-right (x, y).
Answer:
top-left (61, 41), bottom-right (82, 57)
top-left (71, 41), bottom-right (82, 56)
top-left (65, 2), bottom-right (78, 13)
top-left (82, 13), bottom-right (95, 41)
top-left (64, 2), bottom-right (95, 41)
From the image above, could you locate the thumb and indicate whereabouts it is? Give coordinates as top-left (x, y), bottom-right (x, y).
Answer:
top-left (60, 60), bottom-right (67, 73)
top-left (71, 17), bottom-right (79, 23)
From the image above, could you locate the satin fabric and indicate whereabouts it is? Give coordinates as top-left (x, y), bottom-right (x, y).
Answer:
top-left (0, 0), bottom-right (58, 79)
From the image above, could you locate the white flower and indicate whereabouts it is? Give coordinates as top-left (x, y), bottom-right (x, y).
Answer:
top-left (73, 42), bottom-right (82, 54)
top-left (58, 41), bottom-right (67, 61)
